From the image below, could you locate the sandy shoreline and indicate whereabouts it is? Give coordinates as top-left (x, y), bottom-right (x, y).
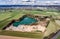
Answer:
top-left (0, 35), bottom-right (35, 39)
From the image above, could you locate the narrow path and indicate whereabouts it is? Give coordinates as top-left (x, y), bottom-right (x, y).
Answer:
top-left (51, 31), bottom-right (60, 39)
top-left (0, 35), bottom-right (35, 39)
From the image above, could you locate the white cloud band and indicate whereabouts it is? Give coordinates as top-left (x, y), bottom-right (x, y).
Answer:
top-left (0, 0), bottom-right (60, 5)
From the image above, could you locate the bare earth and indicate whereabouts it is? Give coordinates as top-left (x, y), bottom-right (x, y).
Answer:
top-left (0, 35), bottom-right (35, 39)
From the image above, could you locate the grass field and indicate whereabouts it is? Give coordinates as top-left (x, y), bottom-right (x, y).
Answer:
top-left (44, 20), bottom-right (60, 37)
top-left (0, 9), bottom-right (60, 39)
top-left (0, 30), bottom-right (44, 39)
top-left (57, 36), bottom-right (60, 39)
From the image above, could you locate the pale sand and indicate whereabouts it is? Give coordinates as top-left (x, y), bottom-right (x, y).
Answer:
top-left (0, 35), bottom-right (35, 39)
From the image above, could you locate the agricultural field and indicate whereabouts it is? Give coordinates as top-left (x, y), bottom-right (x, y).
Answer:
top-left (0, 9), bottom-right (60, 39)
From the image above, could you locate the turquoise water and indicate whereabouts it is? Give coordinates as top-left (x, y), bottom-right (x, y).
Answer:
top-left (13, 17), bottom-right (37, 27)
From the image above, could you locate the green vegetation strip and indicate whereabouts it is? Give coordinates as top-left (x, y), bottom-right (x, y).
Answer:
top-left (0, 13), bottom-right (12, 21)
top-left (0, 12), bottom-right (24, 29)
top-left (0, 30), bottom-right (44, 39)
top-left (57, 36), bottom-right (60, 39)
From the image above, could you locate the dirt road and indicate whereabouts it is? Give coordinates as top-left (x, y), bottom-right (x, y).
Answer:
top-left (0, 35), bottom-right (35, 39)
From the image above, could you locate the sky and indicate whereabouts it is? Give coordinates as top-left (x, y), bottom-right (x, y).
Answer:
top-left (0, 0), bottom-right (60, 5)
top-left (39, 0), bottom-right (60, 1)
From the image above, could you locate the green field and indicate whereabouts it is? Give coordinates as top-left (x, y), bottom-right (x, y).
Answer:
top-left (57, 36), bottom-right (60, 39)
top-left (0, 9), bottom-right (60, 39)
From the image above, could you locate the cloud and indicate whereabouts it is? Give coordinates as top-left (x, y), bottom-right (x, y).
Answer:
top-left (0, 0), bottom-right (60, 5)
top-left (0, 0), bottom-right (21, 5)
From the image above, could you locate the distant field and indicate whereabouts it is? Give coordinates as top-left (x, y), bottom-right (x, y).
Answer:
top-left (0, 9), bottom-right (60, 39)
top-left (0, 13), bottom-right (12, 21)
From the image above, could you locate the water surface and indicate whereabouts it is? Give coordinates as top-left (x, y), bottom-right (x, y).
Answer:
top-left (13, 17), bottom-right (37, 27)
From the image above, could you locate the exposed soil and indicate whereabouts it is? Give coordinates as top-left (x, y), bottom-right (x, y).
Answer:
top-left (0, 35), bottom-right (35, 39)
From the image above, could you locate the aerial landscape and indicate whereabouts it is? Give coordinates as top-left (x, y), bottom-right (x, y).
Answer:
top-left (0, 0), bottom-right (60, 39)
